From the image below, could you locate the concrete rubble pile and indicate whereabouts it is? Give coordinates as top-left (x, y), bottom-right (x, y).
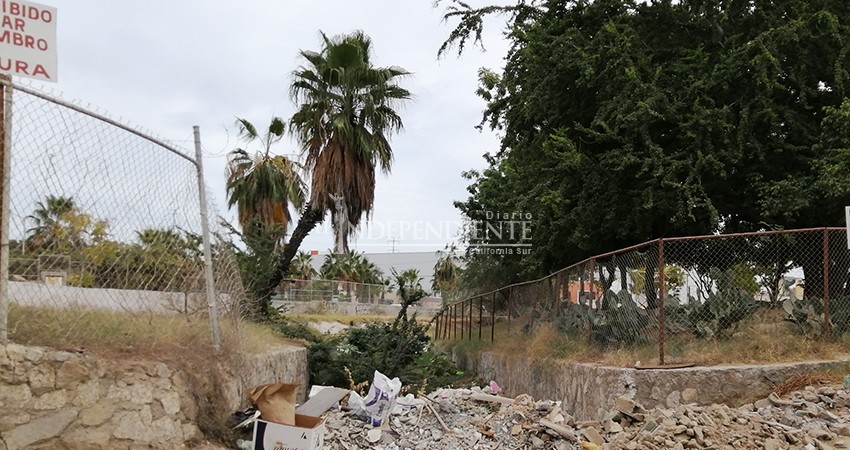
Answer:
top-left (321, 384), bottom-right (850, 450)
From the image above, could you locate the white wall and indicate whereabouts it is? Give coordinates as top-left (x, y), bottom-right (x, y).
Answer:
top-left (7, 280), bottom-right (215, 314)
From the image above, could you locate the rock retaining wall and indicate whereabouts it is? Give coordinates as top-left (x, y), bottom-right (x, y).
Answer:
top-left (0, 342), bottom-right (310, 450)
top-left (231, 344), bottom-right (309, 408)
top-left (0, 343), bottom-right (202, 449)
top-left (460, 350), bottom-right (850, 421)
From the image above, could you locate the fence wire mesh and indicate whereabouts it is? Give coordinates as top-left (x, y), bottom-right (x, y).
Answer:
top-left (436, 228), bottom-right (850, 365)
top-left (278, 278), bottom-right (391, 304)
top-left (0, 80), bottom-right (247, 360)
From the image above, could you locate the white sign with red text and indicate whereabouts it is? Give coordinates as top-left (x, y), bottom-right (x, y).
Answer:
top-left (0, 0), bottom-right (57, 82)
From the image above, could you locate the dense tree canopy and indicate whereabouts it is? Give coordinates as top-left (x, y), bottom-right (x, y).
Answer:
top-left (445, 0), bottom-right (850, 289)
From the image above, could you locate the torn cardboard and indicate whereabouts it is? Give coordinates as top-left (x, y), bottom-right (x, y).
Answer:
top-left (296, 386), bottom-right (350, 417)
top-left (249, 383), bottom-right (299, 426)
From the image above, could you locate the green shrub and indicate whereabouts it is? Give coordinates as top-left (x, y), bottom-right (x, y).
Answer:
top-left (306, 316), bottom-right (459, 393)
top-left (272, 314), bottom-right (462, 393)
top-left (271, 268), bottom-right (464, 393)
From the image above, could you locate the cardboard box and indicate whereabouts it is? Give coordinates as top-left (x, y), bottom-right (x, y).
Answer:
top-left (252, 414), bottom-right (325, 450)
top-left (249, 383), bottom-right (299, 425)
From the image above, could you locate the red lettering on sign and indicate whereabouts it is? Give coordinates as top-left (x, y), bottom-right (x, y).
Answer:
top-left (0, 29), bottom-right (49, 50)
top-left (0, 1), bottom-right (52, 24)
top-left (31, 62), bottom-right (47, 78)
top-left (0, 15), bottom-right (25, 30)
top-left (0, 57), bottom-right (51, 79)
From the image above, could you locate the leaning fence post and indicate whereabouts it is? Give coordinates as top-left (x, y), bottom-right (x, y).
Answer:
top-left (823, 228), bottom-right (832, 339)
top-left (657, 239), bottom-right (666, 366)
top-left (0, 76), bottom-right (11, 343)
top-left (193, 126), bottom-right (222, 355)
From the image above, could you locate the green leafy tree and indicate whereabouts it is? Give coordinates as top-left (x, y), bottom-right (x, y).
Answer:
top-left (443, 0), bottom-right (850, 299)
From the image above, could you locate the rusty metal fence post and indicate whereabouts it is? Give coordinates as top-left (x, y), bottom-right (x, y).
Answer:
top-left (478, 296), bottom-right (483, 340)
top-left (453, 304), bottom-right (457, 340)
top-left (461, 302), bottom-right (466, 340)
top-left (658, 238), bottom-right (666, 366)
top-left (467, 299), bottom-right (473, 341)
top-left (444, 309), bottom-right (450, 340)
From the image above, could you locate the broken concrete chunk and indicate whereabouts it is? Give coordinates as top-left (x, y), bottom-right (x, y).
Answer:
top-left (615, 396), bottom-right (636, 415)
top-left (582, 426), bottom-right (605, 446)
top-left (754, 398), bottom-right (773, 409)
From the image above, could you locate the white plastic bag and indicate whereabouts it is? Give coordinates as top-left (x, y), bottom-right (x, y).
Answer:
top-left (362, 370), bottom-right (402, 427)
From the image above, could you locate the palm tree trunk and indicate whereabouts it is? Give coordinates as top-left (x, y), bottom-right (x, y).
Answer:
top-left (258, 203), bottom-right (324, 310)
top-left (333, 193), bottom-right (346, 254)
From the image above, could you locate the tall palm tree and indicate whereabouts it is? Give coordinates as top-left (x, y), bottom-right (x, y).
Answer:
top-left (288, 251), bottom-right (318, 281)
top-left (290, 30), bottom-right (412, 253)
top-left (432, 244), bottom-right (462, 296)
top-left (226, 117), bottom-right (306, 241)
top-left (25, 195), bottom-right (78, 251)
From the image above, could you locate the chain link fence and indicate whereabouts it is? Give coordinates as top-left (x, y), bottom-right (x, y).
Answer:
top-left (278, 278), bottom-right (392, 304)
top-left (0, 79), bottom-right (248, 361)
top-left (435, 228), bottom-right (850, 365)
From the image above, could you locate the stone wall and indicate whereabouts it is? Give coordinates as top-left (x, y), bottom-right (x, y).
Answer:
top-left (0, 343), bottom-right (202, 449)
top-left (459, 350), bottom-right (850, 421)
top-left (227, 344), bottom-right (310, 409)
top-left (0, 342), bottom-right (310, 450)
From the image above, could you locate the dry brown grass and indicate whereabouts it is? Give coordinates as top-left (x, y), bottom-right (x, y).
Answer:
top-left (6, 303), bottom-right (294, 362)
top-left (772, 372), bottom-right (841, 396)
top-left (440, 311), bottom-right (850, 368)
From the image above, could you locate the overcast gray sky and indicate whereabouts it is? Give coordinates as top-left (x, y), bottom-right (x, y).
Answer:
top-left (27, 0), bottom-right (510, 254)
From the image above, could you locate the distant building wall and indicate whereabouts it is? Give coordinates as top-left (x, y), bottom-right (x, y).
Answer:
top-left (6, 281), bottom-right (220, 315)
